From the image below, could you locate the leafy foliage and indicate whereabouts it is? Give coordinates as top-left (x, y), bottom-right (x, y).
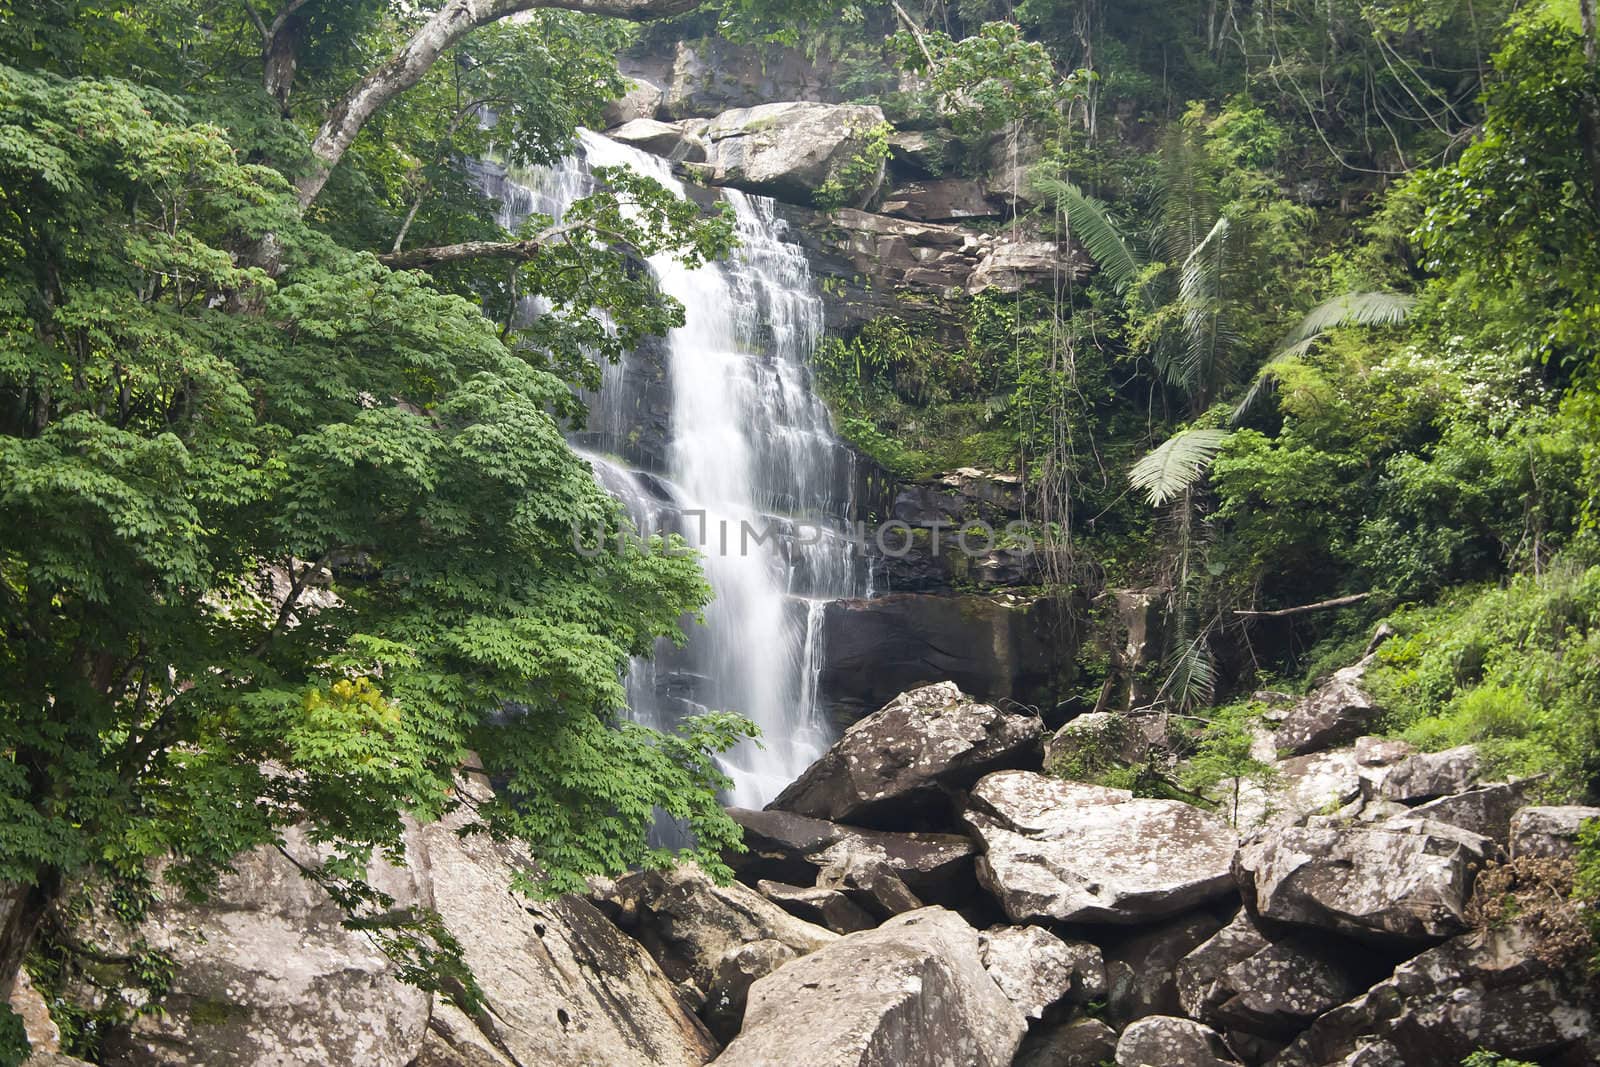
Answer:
top-left (0, 51), bottom-right (747, 1001)
top-left (1129, 428), bottom-right (1229, 507)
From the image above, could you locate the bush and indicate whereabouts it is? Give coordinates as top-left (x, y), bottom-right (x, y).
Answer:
top-left (1367, 564), bottom-right (1600, 794)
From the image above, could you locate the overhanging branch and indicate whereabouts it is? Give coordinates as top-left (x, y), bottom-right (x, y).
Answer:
top-left (296, 0), bottom-right (705, 208)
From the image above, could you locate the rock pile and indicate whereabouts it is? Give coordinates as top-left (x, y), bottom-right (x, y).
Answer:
top-left (28, 675), bottom-right (1600, 1067)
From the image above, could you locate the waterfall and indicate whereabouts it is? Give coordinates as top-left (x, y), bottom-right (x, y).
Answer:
top-left (482, 131), bottom-right (865, 808)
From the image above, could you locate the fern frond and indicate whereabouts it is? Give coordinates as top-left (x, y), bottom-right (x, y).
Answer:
top-left (1129, 427), bottom-right (1229, 507)
top-left (1036, 177), bottom-right (1147, 303)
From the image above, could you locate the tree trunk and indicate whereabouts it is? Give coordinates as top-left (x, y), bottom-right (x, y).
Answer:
top-left (294, 0), bottom-right (706, 208)
top-left (0, 870), bottom-right (62, 1001)
top-left (1579, 0), bottom-right (1600, 218)
top-left (263, 15), bottom-right (302, 115)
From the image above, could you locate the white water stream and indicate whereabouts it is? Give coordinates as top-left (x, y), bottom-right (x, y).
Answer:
top-left (480, 131), bottom-right (864, 807)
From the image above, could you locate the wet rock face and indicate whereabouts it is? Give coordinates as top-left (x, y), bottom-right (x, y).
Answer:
top-left (1234, 820), bottom-right (1497, 943)
top-left (711, 907), bottom-right (1027, 1067)
top-left (818, 593), bottom-right (1076, 727)
top-left (964, 771), bottom-right (1238, 925)
top-left (769, 682), bottom-right (1043, 829)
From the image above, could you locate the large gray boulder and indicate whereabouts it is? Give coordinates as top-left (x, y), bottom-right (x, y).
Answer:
top-left (965, 241), bottom-right (1086, 294)
top-left (727, 806), bottom-right (976, 899)
top-left (1273, 918), bottom-right (1600, 1066)
top-left (769, 682), bottom-right (1042, 830)
top-left (1274, 665), bottom-right (1381, 756)
top-left (1205, 935), bottom-right (1364, 1039)
top-left (965, 771), bottom-right (1237, 924)
top-left (880, 179), bottom-right (999, 222)
top-left (1510, 805), bottom-right (1600, 859)
top-left (1221, 749), bottom-right (1365, 834)
top-left (1115, 1016), bottom-right (1238, 1067)
top-left (1403, 781), bottom-right (1530, 842)
top-left (602, 75), bottom-right (664, 127)
top-left (711, 907), bottom-right (1027, 1067)
top-left (1235, 820), bottom-right (1495, 943)
top-left (408, 811), bottom-right (719, 1067)
top-left (597, 863), bottom-right (835, 1008)
top-left (607, 118), bottom-right (707, 163)
top-left (978, 925), bottom-right (1105, 1020)
top-left (1379, 745), bottom-right (1482, 803)
top-left (95, 826), bottom-right (432, 1067)
top-left (1014, 1019), bottom-right (1119, 1067)
top-left (696, 102), bottom-right (887, 205)
top-left (1176, 910), bottom-right (1272, 1022)
top-left (754, 880), bottom-right (877, 933)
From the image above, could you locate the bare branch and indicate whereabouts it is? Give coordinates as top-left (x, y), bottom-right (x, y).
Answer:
top-left (380, 219), bottom-right (607, 268)
top-left (296, 0), bottom-right (706, 208)
top-left (1234, 592), bottom-right (1370, 619)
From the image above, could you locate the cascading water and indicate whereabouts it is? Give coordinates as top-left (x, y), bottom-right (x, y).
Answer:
top-left (480, 132), bottom-right (865, 808)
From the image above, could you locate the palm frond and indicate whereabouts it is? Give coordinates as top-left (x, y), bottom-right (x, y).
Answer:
top-left (1036, 176), bottom-right (1147, 303)
top-left (1158, 630), bottom-right (1217, 711)
top-left (1156, 123), bottom-right (1219, 266)
top-left (1279, 291), bottom-right (1416, 348)
top-left (1129, 427), bottom-right (1229, 507)
top-left (1232, 291), bottom-right (1416, 424)
top-left (1164, 217), bottom-right (1232, 395)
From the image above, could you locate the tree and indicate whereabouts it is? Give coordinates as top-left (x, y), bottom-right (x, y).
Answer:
top-left (0, 26), bottom-right (743, 1008)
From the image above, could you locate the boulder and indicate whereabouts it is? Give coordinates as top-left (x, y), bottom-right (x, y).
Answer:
top-left (94, 826), bottom-right (432, 1067)
top-left (817, 594), bottom-right (1073, 729)
top-left (698, 102), bottom-right (887, 205)
top-left (754, 880), bottom-right (876, 933)
top-left (978, 925), bottom-right (1105, 1020)
top-left (1045, 711), bottom-right (1141, 779)
top-left (1273, 918), bottom-right (1600, 1066)
top-left (966, 241), bottom-right (1088, 294)
top-left (1206, 935), bottom-right (1365, 1039)
top-left (769, 682), bottom-right (1043, 829)
top-left (1274, 665), bottom-right (1381, 756)
top-left (1115, 1016), bottom-right (1237, 1067)
top-left (1014, 1018), bottom-right (1119, 1067)
top-left (408, 812), bottom-right (719, 1067)
top-left (711, 907), bottom-right (1027, 1067)
top-left (1223, 749), bottom-right (1365, 834)
top-left (886, 129), bottom-right (954, 176)
top-left (8, 969), bottom-right (60, 1054)
top-left (726, 807), bottom-right (977, 904)
top-left (1176, 910), bottom-right (1272, 1021)
top-left (1403, 781), bottom-right (1531, 842)
top-left (889, 468), bottom-right (1023, 526)
top-left (602, 76), bottom-right (664, 127)
top-left (1103, 911), bottom-right (1227, 1026)
top-left (701, 939), bottom-right (798, 1042)
top-left (598, 863), bottom-right (835, 1007)
top-left (880, 179), bottom-right (999, 222)
top-left (607, 118), bottom-right (706, 163)
top-left (1380, 745), bottom-right (1482, 803)
top-left (809, 837), bottom-right (924, 919)
top-left (1510, 805), bottom-right (1600, 860)
top-left (24, 1058), bottom-right (97, 1067)
top-left (1235, 820), bottom-right (1496, 943)
top-left (965, 771), bottom-right (1237, 924)
top-left (413, 1001), bottom-right (516, 1067)
top-left (659, 39), bottom-right (838, 119)
top-left (1353, 735), bottom-right (1413, 768)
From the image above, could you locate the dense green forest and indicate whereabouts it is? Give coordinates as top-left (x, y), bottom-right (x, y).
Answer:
top-left (2, 0), bottom-right (1599, 1057)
